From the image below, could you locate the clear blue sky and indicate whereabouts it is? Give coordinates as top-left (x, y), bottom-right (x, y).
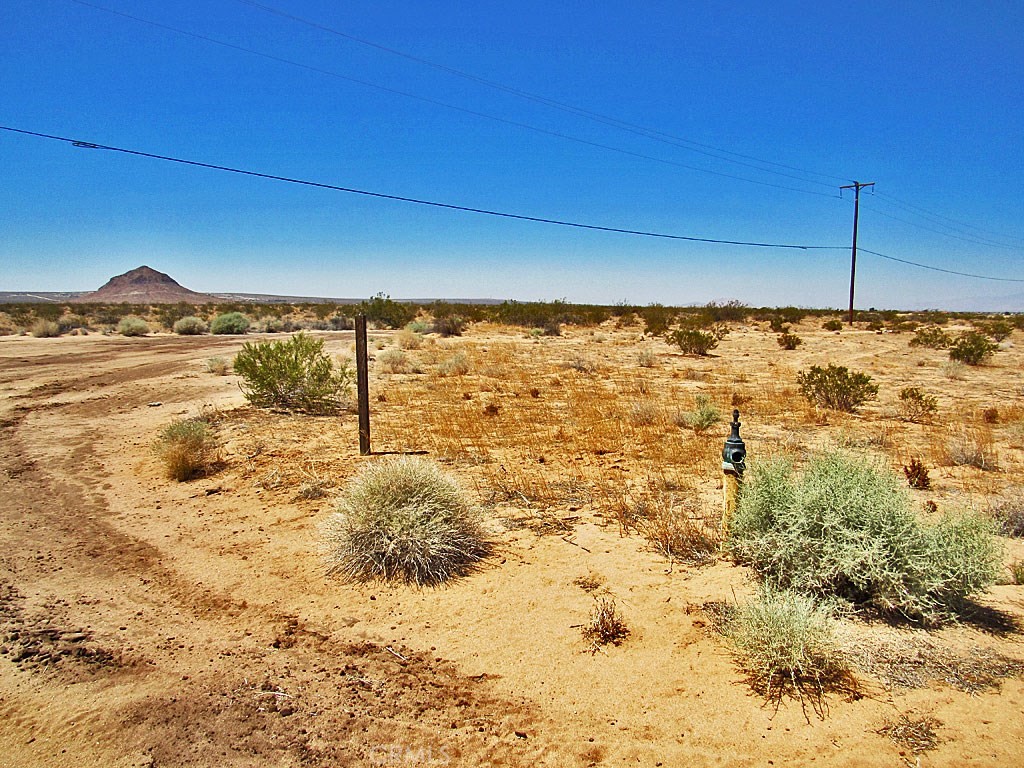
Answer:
top-left (2, 0), bottom-right (1023, 309)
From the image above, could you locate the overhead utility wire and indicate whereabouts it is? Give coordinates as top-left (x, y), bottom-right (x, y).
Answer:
top-left (859, 249), bottom-right (1024, 283)
top-left (872, 190), bottom-right (1024, 247)
top-left (67, 0), bottom-right (837, 199)
top-left (5, 125), bottom-right (1021, 283)
top-left (862, 205), bottom-right (1023, 251)
top-left (231, 0), bottom-right (847, 188)
top-left (0, 126), bottom-right (841, 250)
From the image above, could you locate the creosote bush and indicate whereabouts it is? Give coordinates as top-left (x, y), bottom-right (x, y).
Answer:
top-left (822, 319), bottom-right (843, 332)
top-left (730, 451), bottom-right (1001, 624)
top-left (172, 316), bottom-right (208, 335)
top-left (210, 311), bottom-right (250, 335)
top-left (322, 456), bottom-right (491, 586)
top-left (233, 332), bottom-right (352, 414)
top-left (117, 315), bottom-right (150, 336)
top-left (154, 417), bottom-right (216, 481)
top-left (948, 331), bottom-right (997, 366)
top-left (667, 328), bottom-right (718, 356)
top-left (909, 326), bottom-right (951, 349)
top-left (898, 387), bottom-right (938, 423)
top-left (797, 364), bottom-right (878, 412)
top-left (777, 332), bottom-right (802, 350)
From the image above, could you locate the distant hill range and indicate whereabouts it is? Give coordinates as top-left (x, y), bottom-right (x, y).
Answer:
top-left (0, 265), bottom-right (498, 306)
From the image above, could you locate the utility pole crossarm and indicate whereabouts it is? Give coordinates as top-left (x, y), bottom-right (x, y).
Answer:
top-left (840, 181), bottom-right (875, 325)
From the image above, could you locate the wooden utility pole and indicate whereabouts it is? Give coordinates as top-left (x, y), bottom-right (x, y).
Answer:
top-left (354, 314), bottom-right (371, 455)
top-left (841, 181), bottom-right (874, 325)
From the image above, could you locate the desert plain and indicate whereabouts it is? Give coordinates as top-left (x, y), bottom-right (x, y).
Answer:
top-left (1, 317), bottom-right (1023, 767)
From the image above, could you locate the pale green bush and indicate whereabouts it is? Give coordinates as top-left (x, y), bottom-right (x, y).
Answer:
top-left (117, 316), bottom-right (150, 336)
top-left (210, 312), bottom-right (250, 335)
top-left (173, 316), bottom-right (208, 335)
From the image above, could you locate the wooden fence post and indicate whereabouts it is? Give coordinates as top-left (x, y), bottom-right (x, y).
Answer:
top-left (355, 314), bottom-right (371, 455)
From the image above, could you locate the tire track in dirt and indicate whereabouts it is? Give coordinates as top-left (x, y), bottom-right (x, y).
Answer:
top-left (0, 339), bottom-right (562, 767)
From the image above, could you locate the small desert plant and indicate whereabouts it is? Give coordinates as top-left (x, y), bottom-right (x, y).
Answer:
top-left (667, 328), bottom-right (718, 356)
top-left (797, 364), bottom-right (878, 412)
top-left (898, 387), bottom-right (938, 423)
top-left (677, 394), bottom-right (720, 433)
top-left (730, 451), bottom-right (1002, 624)
top-left (233, 332), bottom-right (352, 414)
top-left (322, 456), bottom-right (490, 586)
top-left (30, 319), bottom-right (61, 338)
top-left (944, 424), bottom-right (997, 470)
top-left (1008, 561), bottom-right (1024, 585)
top-left (564, 353), bottom-right (599, 374)
top-left (977, 319), bottom-right (1013, 342)
top-left (376, 347), bottom-right (411, 374)
top-left (989, 495), bottom-right (1024, 537)
top-left (910, 326), bottom-right (951, 349)
top-left (942, 360), bottom-right (967, 380)
top-left (172, 316), bottom-right (208, 335)
top-left (117, 315), bottom-right (150, 336)
top-left (205, 356), bottom-right (230, 375)
top-left (822, 319), bottom-right (843, 331)
top-left (396, 327), bottom-right (423, 350)
top-left (210, 311), bottom-right (250, 335)
top-left (723, 587), bottom-right (847, 704)
top-left (777, 332), bottom-right (802, 350)
top-left (903, 458), bottom-right (931, 490)
top-left (627, 400), bottom-right (661, 426)
top-left (637, 349), bottom-right (657, 368)
top-left (582, 597), bottom-right (629, 647)
top-left (154, 417), bottom-right (216, 481)
top-left (437, 351), bottom-right (470, 376)
top-left (948, 331), bottom-right (997, 365)
top-left (433, 315), bottom-right (465, 337)
top-left (639, 503), bottom-right (718, 565)
top-left (768, 316), bottom-right (789, 333)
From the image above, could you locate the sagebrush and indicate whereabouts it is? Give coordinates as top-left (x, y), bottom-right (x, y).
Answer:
top-left (154, 417), bottom-right (217, 481)
top-left (729, 451), bottom-right (1001, 624)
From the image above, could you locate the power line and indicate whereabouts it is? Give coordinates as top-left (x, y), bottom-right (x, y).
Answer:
top-left (859, 249), bottom-right (1024, 283)
top-left (0, 125), bottom-right (842, 249)
top-left (863, 205), bottom-right (1023, 251)
top-left (64, 0), bottom-right (839, 199)
top-left (230, 0), bottom-right (849, 188)
top-left (874, 190), bottom-right (1024, 246)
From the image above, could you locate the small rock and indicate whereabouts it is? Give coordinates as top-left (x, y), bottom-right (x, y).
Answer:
top-left (147, 402), bottom-right (162, 407)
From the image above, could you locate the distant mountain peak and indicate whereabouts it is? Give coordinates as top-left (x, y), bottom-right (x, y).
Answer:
top-left (72, 265), bottom-right (213, 304)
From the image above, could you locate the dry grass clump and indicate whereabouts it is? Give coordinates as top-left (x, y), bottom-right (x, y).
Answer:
top-left (322, 457), bottom-right (491, 586)
top-left (675, 394), bottom-right (720, 432)
top-left (730, 451), bottom-right (1002, 624)
top-left (722, 587), bottom-right (849, 716)
top-left (877, 716), bottom-right (941, 754)
top-left (627, 400), bottom-right (661, 426)
top-left (205, 356), bottom-right (230, 375)
top-left (154, 417), bottom-right (217, 481)
top-left (989, 492), bottom-right (1024, 537)
top-left (943, 424), bottom-right (997, 470)
top-left (436, 351), bottom-right (470, 376)
top-left (637, 349), bottom-right (657, 368)
top-left (396, 327), bottom-right (424, 349)
top-left (30, 319), bottom-right (61, 338)
top-left (639, 502), bottom-right (719, 566)
top-left (582, 597), bottom-right (629, 648)
top-left (376, 348), bottom-right (411, 374)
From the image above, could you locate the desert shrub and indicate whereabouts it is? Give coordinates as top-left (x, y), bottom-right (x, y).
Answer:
top-left (944, 424), bottom-right (997, 470)
top-left (667, 328), bottom-right (718, 356)
top-left (729, 451), bottom-right (1001, 624)
top-left (777, 332), bottom-right (802, 350)
top-left (989, 495), bottom-right (1024, 538)
top-left (30, 319), bottom-right (61, 338)
top-left (330, 314), bottom-right (354, 331)
top-left (233, 332), bottom-right (352, 414)
top-left (627, 401), bottom-right (661, 426)
top-left (768, 316), bottom-right (789, 333)
top-left (976, 319), bottom-right (1013, 342)
top-left (117, 316), bottom-right (150, 336)
top-left (360, 293), bottom-right (417, 329)
top-left (437, 352), bottom-right (470, 376)
top-left (57, 314), bottom-right (88, 334)
top-left (405, 319), bottom-right (430, 334)
top-left (637, 349), bottom-right (657, 368)
top-left (154, 417), bottom-right (216, 481)
top-left (981, 407), bottom-right (999, 424)
top-left (639, 304), bottom-right (675, 336)
top-left (321, 456), bottom-right (490, 586)
top-left (376, 347), bottom-right (410, 374)
top-left (898, 387), bottom-right (938, 423)
top-left (797, 364), bottom-right (878, 412)
top-left (822, 319), bottom-right (843, 331)
top-left (942, 360), bottom-right (967, 380)
top-left (396, 327), bottom-right (423, 350)
top-left (723, 587), bottom-right (847, 701)
top-left (173, 316), bottom-right (208, 335)
top-left (205, 356), bottom-right (229, 375)
top-left (211, 312), bottom-right (250, 335)
top-left (582, 597), bottom-right (629, 647)
top-left (948, 331), bottom-right (997, 365)
top-left (903, 458), bottom-right (931, 490)
top-left (909, 326), bottom-right (951, 349)
top-left (677, 394), bottom-right (720, 433)
top-left (433, 315), bottom-right (465, 337)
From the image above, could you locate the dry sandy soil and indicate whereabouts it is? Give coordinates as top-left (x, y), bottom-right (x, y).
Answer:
top-left (1, 320), bottom-right (1023, 767)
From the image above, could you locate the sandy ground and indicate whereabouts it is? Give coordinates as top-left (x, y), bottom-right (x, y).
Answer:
top-left (1, 322), bottom-right (1023, 767)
